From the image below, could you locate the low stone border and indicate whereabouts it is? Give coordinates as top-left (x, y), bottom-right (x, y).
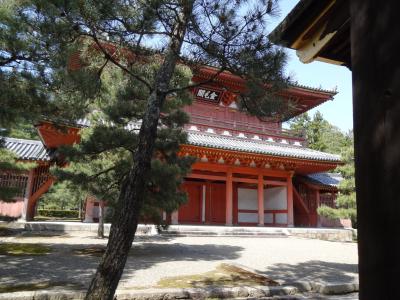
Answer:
top-left (0, 286), bottom-right (297, 300)
top-left (13, 222), bottom-right (355, 242)
top-left (287, 280), bottom-right (359, 295)
top-left (0, 281), bottom-right (359, 300)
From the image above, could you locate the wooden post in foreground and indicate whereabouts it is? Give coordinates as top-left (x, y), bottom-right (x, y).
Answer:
top-left (351, 1), bottom-right (400, 298)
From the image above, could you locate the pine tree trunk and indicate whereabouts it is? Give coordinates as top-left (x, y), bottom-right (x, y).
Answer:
top-left (78, 198), bottom-right (82, 220)
top-left (98, 201), bottom-right (104, 239)
top-left (84, 3), bottom-right (193, 299)
top-left (351, 1), bottom-right (400, 298)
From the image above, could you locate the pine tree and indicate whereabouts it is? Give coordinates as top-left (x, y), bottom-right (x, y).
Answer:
top-left (2, 1), bottom-right (289, 299)
top-left (0, 0), bottom-right (59, 200)
top-left (335, 144), bottom-right (357, 226)
top-left (289, 111), bottom-right (351, 154)
top-left (317, 140), bottom-right (357, 227)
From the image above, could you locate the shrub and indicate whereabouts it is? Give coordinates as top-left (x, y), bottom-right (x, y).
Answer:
top-left (37, 209), bottom-right (79, 218)
top-left (317, 205), bottom-right (357, 228)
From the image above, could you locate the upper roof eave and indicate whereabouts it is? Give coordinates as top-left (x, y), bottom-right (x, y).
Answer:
top-left (268, 0), bottom-right (327, 48)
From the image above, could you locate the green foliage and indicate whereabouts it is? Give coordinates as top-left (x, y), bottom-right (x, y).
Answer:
top-left (37, 209), bottom-right (79, 218)
top-left (0, 148), bottom-right (35, 171)
top-left (40, 181), bottom-right (84, 210)
top-left (335, 143), bottom-right (357, 227)
top-left (7, 122), bottom-right (39, 140)
top-left (318, 205), bottom-right (357, 221)
top-left (289, 111), bottom-right (352, 154)
top-left (51, 61), bottom-right (195, 223)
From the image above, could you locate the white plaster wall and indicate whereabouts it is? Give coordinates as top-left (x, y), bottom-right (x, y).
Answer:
top-left (89, 206), bottom-right (109, 220)
top-left (92, 206), bottom-right (99, 218)
top-left (275, 213), bottom-right (288, 224)
top-left (264, 187), bottom-right (287, 210)
top-left (264, 213), bottom-right (273, 224)
top-left (238, 212), bottom-right (258, 223)
top-left (238, 188), bottom-right (258, 210)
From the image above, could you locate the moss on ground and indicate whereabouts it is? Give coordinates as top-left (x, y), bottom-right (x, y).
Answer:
top-left (72, 246), bottom-right (105, 257)
top-left (155, 263), bottom-right (278, 289)
top-left (0, 243), bottom-right (51, 256)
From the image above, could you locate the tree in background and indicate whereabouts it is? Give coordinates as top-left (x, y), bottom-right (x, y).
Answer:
top-left (3, 1), bottom-right (289, 298)
top-left (40, 181), bottom-right (84, 211)
top-left (335, 143), bottom-right (356, 226)
top-left (317, 140), bottom-right (357, 227)
top-left (0, 0), bottom-right (59, 200)
top-left (289, 111), bottom-right (351, 154)
top-left (7, 122), bottom-right (39, 140)
top-left (290, 112), bottom-right (356, 227)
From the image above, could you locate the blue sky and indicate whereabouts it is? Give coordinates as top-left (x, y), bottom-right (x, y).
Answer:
top-left (272, 0), bottom-right (353, 132)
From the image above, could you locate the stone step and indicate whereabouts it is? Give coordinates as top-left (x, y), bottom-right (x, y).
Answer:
top-left (160, 225), bottom-right (290, 237)
top-left (161, 230), bottom-right (289, 237)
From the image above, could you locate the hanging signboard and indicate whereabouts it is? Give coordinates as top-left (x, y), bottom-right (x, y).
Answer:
top-left (194, 86), bottom-right (222, 103)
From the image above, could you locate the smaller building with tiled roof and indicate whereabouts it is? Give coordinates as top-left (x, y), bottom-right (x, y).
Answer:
top-left (2, 137), bottom-right (51, 161)
top-left (306, 172), bottom-right (343, 189)
top-left (0, 137), bottom-right (54, 220)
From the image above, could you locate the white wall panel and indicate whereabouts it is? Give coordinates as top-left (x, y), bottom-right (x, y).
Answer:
top-left (264, 187), bottom-right (287, 210)
top-left (275, 213), bottom-right (288, 224)
top-left (264, 213), bottom-right (273, 224)
top-left (238, 188), bottom-right (258, 210)
top-left (238, 212), bottom-right (258, 223)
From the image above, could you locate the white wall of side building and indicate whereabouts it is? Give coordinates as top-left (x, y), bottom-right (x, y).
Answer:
top-left (238, 188), bottom-right (258, 223)
top-left (238, 186), bottom-right (288, 225)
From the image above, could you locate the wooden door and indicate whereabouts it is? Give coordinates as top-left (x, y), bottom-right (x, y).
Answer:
top-left (179, 182), bottom-right (202, 223)
top-left (207, 182), bottom-right (226, 224)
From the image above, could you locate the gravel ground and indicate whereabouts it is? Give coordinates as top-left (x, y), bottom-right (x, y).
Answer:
top-left (0, 232), bottom-right (358, 290)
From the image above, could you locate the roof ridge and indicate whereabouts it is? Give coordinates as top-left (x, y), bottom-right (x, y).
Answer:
top-left (187, 130), bottom-right (341, 157)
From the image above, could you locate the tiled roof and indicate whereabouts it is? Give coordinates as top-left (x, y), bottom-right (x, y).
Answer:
top-left (186, 130), bottom-right (341, 162)
top-left (306, 172), bottom-right (343, 187)
top-left (38, 118), bottom-right (341, 163)
top-left (2, 137), bottom-right (51, 161)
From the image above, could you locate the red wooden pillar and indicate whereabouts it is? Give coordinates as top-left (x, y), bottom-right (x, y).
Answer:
top-left (287, 173), bottom-right (294, 227)
top-left (225, 169), bottom-right (233, 226)
top-left (257, 174), bottom-right (264, 226)
top-left (22, 169), bottom-right (34, 221)
top-left (315, 189), bottom-right (321, 227)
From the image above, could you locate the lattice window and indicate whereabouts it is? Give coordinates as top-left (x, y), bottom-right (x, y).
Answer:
top-left (0, 172), bottom-right (29, 198)
top-left (320, 193), bottom-right (336, 208)
top-left (31, 165), bottom-right (51, 196)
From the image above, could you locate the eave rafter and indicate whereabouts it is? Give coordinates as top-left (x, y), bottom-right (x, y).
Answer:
top-left (179, 144), bottom-right (338, 173)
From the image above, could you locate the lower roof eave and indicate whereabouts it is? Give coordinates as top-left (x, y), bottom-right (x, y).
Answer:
top-left (179, 144), bottom-right (341, 174)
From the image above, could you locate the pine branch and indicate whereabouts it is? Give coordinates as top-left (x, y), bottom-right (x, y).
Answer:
top-left (86, 31), bottom-right (153, 92)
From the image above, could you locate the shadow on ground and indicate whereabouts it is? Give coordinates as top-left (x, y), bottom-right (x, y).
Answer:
top-left (0, 237), bottom-right (243, 290)
top-left (262, 260), bottom-right (358, 283)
